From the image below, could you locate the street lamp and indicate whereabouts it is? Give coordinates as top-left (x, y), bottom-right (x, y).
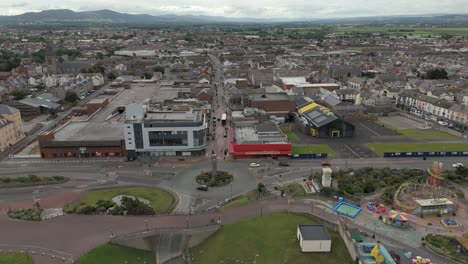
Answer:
top-left (254, 254), bottom-right (259, 264)
top-left (145, 219), bottom-right (149, 231)
top-left (230, 181), bottom-right (233, 200)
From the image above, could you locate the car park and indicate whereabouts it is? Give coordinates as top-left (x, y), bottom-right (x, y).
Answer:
top-left (250, 163), bottom-right (260, 167)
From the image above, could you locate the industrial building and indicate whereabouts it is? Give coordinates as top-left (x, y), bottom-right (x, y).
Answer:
top-left (294, 97), bottom-right (354, 138)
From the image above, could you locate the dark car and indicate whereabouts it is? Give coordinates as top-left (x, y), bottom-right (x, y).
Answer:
top-left (278, 162), bottom-right (290, 167)
top-left (196, 185), bottom-right (208, 191)
top-left (321, 161), bottom-right (331, 167)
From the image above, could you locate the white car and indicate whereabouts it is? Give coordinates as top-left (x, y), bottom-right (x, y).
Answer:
top-left (250, 163), bottom-right (260, 167)
top-left (438, 121), bottom-right (448, 126)
top-left (452, 163), bottom-right (464, 168)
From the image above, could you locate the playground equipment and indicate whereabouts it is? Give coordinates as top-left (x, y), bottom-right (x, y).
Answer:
top-left (410, 256), bottom-right (432, 264)
top-left (393, 161), bottom-right (458, 215)
top-left (358, 242), bottom-right (396, 264)
top-left (333, 197), bottom-right (362, 218)
top-left (384, 210), bottom-right (409, 228)
top-left (367, 201), bottom-right (387, 214)
top-left (441, 217), bottom-right (459, 228)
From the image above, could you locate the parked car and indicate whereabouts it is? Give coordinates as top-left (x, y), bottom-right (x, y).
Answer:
top-left (196, 185), bottom-right (208, 191)
top-left (452, 163), bottom-right (464, 168)
top-left (438, 121), bottom-right (448, 126)
top-left (321, 161), bottom-right (331, 167)
top-left (250, 163), bottom-right (260, 167)
top-left (278, 162), bottom-right (290, 167)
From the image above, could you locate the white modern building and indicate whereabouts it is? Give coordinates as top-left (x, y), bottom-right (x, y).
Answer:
top-left (297, 225), bottom-right (331, 252)
top-left (125, 103), bottom-right (208, 158)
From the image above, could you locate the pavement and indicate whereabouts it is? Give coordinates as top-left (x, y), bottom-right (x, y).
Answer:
top-left (0, 197), bottom-right (458, 264)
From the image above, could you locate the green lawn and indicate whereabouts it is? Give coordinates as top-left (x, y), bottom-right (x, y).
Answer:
top-left (75, 243), bottom-right (155, 264)
top-left (0, 252), bottom-right (33, 264)
top-left (374, 120), bottom-right (455, 139)
top-left (398, 129), bottom-right (454, 139)
top-left (285, 131), bottom-right (300, 142)
top-left (368, 143), bottom-right (468, 157)
top-left (223, 191), bottom-right (275, 208)
top-left (65, 187), bottom-right (175, 214)
top-left (191, 212), bottom-right (352, 264)
top-left (292, 144), bottom-right (334, 157)
top-left (282, 183), bottom-right (308, 197)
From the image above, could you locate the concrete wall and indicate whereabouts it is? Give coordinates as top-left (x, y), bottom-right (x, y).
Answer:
top-left (301, 240), bottom-right (331, 252)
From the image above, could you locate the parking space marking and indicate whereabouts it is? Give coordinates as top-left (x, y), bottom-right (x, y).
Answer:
top-left (343, 144), bottom-right (361, 158)
top-left (359, 123), bottom-right (380, 136)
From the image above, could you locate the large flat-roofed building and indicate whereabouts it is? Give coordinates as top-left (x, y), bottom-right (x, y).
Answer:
top-left (125, 103), bottom-right (208, 158)
top-left (248, 93), bottom-right (296, 117)
top-left (229, 121), bottom-right (292, 158)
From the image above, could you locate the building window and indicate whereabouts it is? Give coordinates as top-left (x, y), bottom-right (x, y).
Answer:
top-left (148, 131), bottom-right (188, 146)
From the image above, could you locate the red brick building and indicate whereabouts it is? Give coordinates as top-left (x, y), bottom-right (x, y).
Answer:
top-left (38, 131), bottom-right (125, 159)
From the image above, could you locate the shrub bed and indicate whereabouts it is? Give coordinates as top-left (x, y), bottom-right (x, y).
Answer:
top-left (8, 202), bottom-right (43, 221)
top-left (0, 175), bottom-right (65, 184)
top-left (196, 171), bottom-right (233, 187)
top-left (66, 197), bottom-right (155, 216)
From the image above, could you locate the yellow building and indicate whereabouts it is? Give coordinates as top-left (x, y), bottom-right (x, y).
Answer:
top-left (0, 104), bottom-right (24, 152)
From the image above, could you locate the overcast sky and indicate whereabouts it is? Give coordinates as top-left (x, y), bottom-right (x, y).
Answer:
top-left (0, 0), bottom-right (467, 19)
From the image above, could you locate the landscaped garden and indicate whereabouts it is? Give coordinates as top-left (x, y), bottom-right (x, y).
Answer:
top-left (64, 187), bottom-right (175, 215)
top-left (223, 184), bottom-right (275, 208)
top-left (281, 183), bottom-right (308, 197)
top-left (190, 212), bottom-right (352, 264)
top-left (425, 234), bottom-right (468, 263)
top-left (0, 175), bottom-right (66, 185)
top-left (312, 167), bottom-right (425, 202)
top-left (74, 243), bottom-right (155, 264)
top-left (367, 143), bottom-right (468, 157)
top-left (196, 171), bottom-right (233, 187)
top-left (0, 252), bottom-right (33, 264)
top-left (8, 202), bottom-right (43, 221)
top-left (292, 144), bottom-right (335, 157)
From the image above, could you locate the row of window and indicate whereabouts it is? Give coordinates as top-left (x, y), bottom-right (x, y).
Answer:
top-left (51, 152), bottom-right (121, 158)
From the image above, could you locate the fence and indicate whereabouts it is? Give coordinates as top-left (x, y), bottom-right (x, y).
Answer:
top-left (291, 153), bottom-right (328, 159)
top-left (384, 151), bottom-right (468, 158)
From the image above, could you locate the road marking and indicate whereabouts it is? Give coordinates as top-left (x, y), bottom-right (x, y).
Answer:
top-left (359, 123), bottom-right (380, 136)
top-left (343, 144), bottom-right (361, 158)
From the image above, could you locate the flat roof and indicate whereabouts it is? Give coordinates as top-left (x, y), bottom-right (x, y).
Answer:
top-left (145, 111), bottom-right (200, 122)
top-left (415, 198), bottom-right (454, 206)
top-left (280, 77), bottom-right (308, 86)
top-left (233, 121), bottom-right (288, 144)
top-left (87, 98), bottom-right (107, 104)
top-left (298, 225), bottom-right (330, 241)
top-left (249, 93), bottom-right (292, 101)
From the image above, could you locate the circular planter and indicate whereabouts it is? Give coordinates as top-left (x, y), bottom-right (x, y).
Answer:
top-left (196, 171), bottom-right (233, 187)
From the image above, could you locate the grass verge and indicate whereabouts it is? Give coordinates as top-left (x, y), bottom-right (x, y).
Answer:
top-left (0, 252), bottom-right (33, 264)
top-left (425, 234), bottom-right (468, 263)
top-left (64, 187), bottom-right (175, 214)
top-left (74, 243), bottom-right (155, 264)
top-left (292, 144), bottom-right (334, 157)
top-left (367, 143), bottom-right (468, 157)
top-left (284, 130), bottom-right (300, 142)
top-left (223, 191), bottom-right (275, 208)
top-left (190, 212), bottom-right (352, 264)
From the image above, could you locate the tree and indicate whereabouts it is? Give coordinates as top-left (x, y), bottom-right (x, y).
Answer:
top-left (142, 72), bottom-right (153, 79)
top-left (64, 91), bottom-right (79, 104)
top-left (426, 68), bottom-right (448, 80)
top-left (106, 72), bottom-right (117, 80)
top-left (257, 183), bottom-right (266, 194)
top-left (152, 65), bottom-right (164, 73)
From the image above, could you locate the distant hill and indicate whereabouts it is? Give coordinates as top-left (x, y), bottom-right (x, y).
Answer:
top-left (0, 9), bottom-right (467, 26)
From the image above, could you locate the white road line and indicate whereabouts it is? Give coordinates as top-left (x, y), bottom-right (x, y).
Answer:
top-left (359, 123), bottom-right (380, 136)
top-left (343, 144), bottom-right (361, 158)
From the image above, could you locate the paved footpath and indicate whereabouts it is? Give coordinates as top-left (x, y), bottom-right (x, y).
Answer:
top-left (0, 198), bottom-right (456, 264)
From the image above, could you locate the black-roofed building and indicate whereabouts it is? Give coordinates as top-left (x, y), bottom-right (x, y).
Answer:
top-left (297, 224), bottom-right (331, 252)
top-left (295, 100), bottom-right (354, 138)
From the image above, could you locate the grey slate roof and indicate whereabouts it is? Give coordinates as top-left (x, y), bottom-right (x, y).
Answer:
top-left (298, 225), bottom-right (330, 241)
top-left (0, 104), bottom-right (19, 115)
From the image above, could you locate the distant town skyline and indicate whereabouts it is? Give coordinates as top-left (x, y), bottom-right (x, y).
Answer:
top-left (0, 0), bottom-right (468, 19)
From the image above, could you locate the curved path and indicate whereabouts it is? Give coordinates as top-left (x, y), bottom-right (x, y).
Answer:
top-left (0, 198), bottom-right (456, 264)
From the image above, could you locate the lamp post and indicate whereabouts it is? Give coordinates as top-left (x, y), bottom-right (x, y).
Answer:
top-left (230, 181), bottom-right (233, 200)
top-left (145, 219), bottom-right (149, 231)
top-left (254, 254), bottom-right (259, 264)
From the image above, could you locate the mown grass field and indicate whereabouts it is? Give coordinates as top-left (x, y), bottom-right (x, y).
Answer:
top-left (190, 212), bottom-right (352, 264)
top-left (367, 143), bottom-right (468, 156)
top-left (65, 187), bottom-right (175, 214)
top-left (0, 252), bottom-right (33, 264)
top-left (292, 144), bottom-right (335, 157)
top-left (74, 243), bottom-right (155, 264)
